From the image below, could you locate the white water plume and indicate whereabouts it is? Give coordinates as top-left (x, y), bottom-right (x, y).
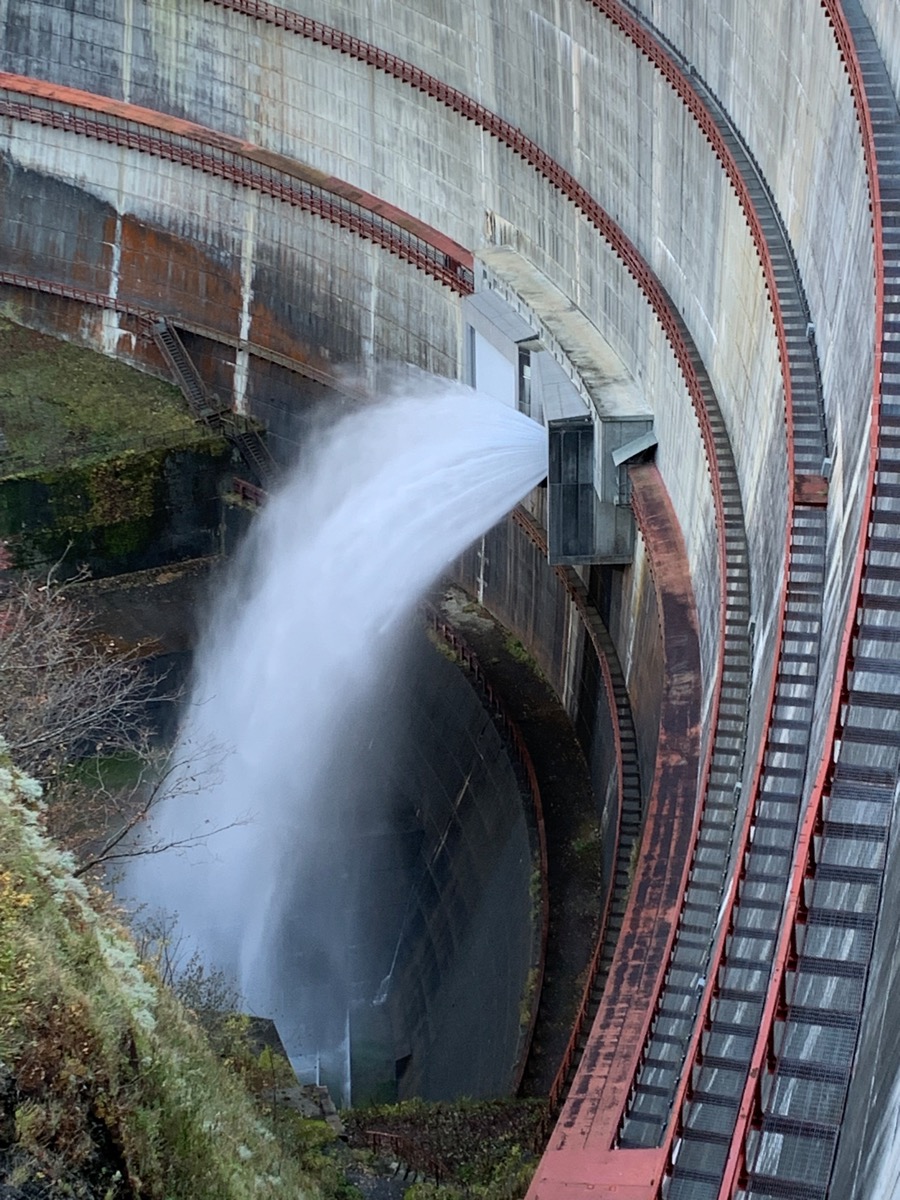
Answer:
top-left (123, 380), bottom-right (547, 1079)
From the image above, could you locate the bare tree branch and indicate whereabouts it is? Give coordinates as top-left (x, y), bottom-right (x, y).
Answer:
top-left (0, 571), bottom-right (236, 873)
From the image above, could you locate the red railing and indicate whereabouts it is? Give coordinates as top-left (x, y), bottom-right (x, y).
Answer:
top-left (0, 270), bottom-right (363, 396)
top-left (0, 73), bottom-right (474, 294)
top-left (594, 0), bottom-right (794, 481)
top-left (0, 269), bottom-right (158, 324)
top-left (366, 1129), bottom-right (445, 1183)
top-left (232, 477), bottom-right (266, 507)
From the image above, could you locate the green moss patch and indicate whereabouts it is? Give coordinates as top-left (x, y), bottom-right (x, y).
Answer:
top-left (0, 318), bottom-right (231, 576)
top-left (0, 316), bottom-right (206, 476)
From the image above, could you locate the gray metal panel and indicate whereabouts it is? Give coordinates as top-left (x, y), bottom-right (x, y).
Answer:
top-left (535, 350), bottom-right (588, 424)
top-left (548, 417), bottom-right (595, 564)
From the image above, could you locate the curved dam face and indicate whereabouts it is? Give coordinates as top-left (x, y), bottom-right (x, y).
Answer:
top-left (376, 634), bottom-right (540, 1104)
top-left (260, 624), bottom-right (540, 1107)
top-left (3, 2), bottom-right (900, 1196)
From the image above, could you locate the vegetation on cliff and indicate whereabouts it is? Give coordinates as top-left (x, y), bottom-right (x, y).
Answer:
top-left (0, 745), bottom-right (344, 1198)
top-left (0, 572), bottom-right (361, 1198)
top-left (0, 315), bottom-right (228, 575)
top-left (0, 315), bottom-right (206, 475)
top-left (344, 1097), bottom-right (548, 1199)
top-left (0, 743), bottom-right (551, 1200)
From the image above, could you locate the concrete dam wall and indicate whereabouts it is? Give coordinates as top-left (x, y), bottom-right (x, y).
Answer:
top-left (2, 1), bottom-right (900, 1196)
top-left (264, 625), bottom-right (540, 1106)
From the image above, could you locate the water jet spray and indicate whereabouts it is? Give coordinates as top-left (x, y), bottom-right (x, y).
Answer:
top-left (123, 380), bottom-right (548, 1096)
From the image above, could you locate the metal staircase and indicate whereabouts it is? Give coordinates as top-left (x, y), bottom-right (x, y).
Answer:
top-left (151, 318), bottom-right (218, 420)
top-left (151, 317), bottom-right (276, 488)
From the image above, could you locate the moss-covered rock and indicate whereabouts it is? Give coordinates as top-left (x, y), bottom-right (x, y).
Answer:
top-left (0, 746), bottom-right (329, 1200)
top-left (0, 318), bottom-right (232, 578)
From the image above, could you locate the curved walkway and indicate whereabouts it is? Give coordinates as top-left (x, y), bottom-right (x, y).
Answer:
top-left (528, 464), bottom-right (703, 1197)
top-left (0, 269), bottom-right (369, 400)
top-left (0, 73), bottom-right (474, 294)
top-left (526, 0), bottom-right (837, 1192)
top-left (432, 581), bottom-right (607, 1099)
top-left (510, 507), bottom-right (645, 1108)
top-left (424, 601), bottom-right (550, 1094)
top-left (721, 4), bottom-right (900, 1196)
top-left (585, 7), bottom-right (832, 1197)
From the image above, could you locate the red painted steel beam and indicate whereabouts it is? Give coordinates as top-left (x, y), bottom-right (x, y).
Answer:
top-left (0, 72), bottom-right (473, 294)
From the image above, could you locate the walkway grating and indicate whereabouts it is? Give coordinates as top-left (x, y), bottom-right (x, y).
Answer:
top-left (735, 3), bottom-right (900, 1197)
top-left (598, 2), bottom-right (833, 1189)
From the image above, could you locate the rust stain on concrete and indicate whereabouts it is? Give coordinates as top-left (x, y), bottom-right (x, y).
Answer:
top-left (530, 463), bottom-right (703, 1198)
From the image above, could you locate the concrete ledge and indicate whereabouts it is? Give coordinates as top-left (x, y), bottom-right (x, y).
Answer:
top-left (529, 463), bottom-right (702, 1194)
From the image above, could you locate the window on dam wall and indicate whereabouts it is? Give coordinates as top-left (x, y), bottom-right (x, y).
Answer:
top-left (264, 623), bottom-right (540, 1108)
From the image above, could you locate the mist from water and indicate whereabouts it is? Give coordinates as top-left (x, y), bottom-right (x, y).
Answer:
top-left (123, 380), bottom-right (547, 1088)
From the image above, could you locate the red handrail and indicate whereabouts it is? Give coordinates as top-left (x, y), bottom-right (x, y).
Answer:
top-left (715, 2), bottom-right (884, 1192)
top-left (232, 477), bottom-right (266, 507)
top-left (0, 269), bottom-right (158, 323)
top-left (0, 270), bottom-right (363, 395)
top-left (0, 73), bottom-right (474, 294)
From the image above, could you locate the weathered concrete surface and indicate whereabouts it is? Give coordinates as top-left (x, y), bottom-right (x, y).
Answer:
top-left (0, 2), bottom-right (896, 1192)
top-left (377, 633), bottom-right (537, 1102)
top-left (862, 0), bottom-right (900, 99)
top-left (630, 0), bottom-right (877, 767)
top-left (0, 0), bottom-right (788, 725)
top-left (0, 124), bottom-right (461, 381)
